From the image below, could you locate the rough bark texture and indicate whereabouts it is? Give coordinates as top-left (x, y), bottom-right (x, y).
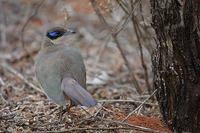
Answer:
top-left (151, 0), bottom-right (200, 132)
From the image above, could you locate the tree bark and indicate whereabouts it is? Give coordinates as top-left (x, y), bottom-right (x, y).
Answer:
top-left (151, 0), bottom-right (200, 132)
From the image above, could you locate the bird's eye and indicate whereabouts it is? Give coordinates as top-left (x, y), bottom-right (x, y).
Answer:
top-left (49, 31), bottom-right (61, 37)
top-left (47, 31), bottom-right (63, 40)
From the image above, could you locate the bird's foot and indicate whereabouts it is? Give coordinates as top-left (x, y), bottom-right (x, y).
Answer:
top-left (58, 105), bottom-right (71, 122)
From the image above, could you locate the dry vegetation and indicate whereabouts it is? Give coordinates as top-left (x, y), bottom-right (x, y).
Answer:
top-left (0, 0), bottom-right (171, 132)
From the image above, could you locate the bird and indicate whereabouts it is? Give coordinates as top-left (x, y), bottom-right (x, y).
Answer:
top-left (35, 27), bottom-right (97, 113)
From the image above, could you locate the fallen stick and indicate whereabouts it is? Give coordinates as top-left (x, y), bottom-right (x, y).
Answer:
top-left (0, 62), bottom-right (43, 93)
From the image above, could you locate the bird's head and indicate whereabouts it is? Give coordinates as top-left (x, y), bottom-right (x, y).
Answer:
top-left (46, 27), bottom-right (76, 42)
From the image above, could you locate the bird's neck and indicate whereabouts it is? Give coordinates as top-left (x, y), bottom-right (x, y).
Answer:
top-left (41, 38), bottom-right (56, 49)
top-left (40, 38), bottom-right (66, 54)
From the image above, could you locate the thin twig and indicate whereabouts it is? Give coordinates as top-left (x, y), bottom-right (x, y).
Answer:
top-left (91, 0), bottom-right (140, 77)
top-left (0, 1), bottom-right (7, 48)
top-left (113, 37), bottom-right (142, 94)
top-left (0, 23), bottom-right (6, 48)
top-left (48, 106), bottom-right (61, 115)
top-left (132, 15), bottom-right (152, 94)
top-left (90, 0), bottom-right (142, 94)
top-left (103, 118), bottom-right (162, 133)
top-left (46, 106), bottom-right (162, 133)
top-left (0, 53), bottom-right (12, 60)
top-left (116, 0), bottom-right (151, 94)
top-left (116, 0), bottom-right (129, 14)
top-left (93, 104), bottom-right (104, 117)
top-left (92, 36), bottom-right (112, 75)
top-left (98, 99), bottom-right (157, 106)
top-left (21, 0), bottom-right (46, 47)
top-left (80, 106), bottom-right (93, 117)
top-left (10, 48), bottom-right (39, 63)
top-left (0, 76), bottom-right (7, 104)
top-left (45, 118), bottom-right (162, 133)
top-left (21, 0), bottom-right (46, 61)
top-left (0, 62), bottom-right (43, 93)
top-left (0, 77), bottom-right (5, 86)
top-left (77, 115), bottom-right (162, 133)
top-left (63, 8), bottom-right (70, 27)
top-left (113, 1), bottom-right (140, 35)
top-left (45, 127), bottom-right (137, 133)
top-left (92, 106), bottom-right (162, 133)
top-left (0, 112), bottom-right (16, 120)
top-left (122, 89), bottom-right (157, 122)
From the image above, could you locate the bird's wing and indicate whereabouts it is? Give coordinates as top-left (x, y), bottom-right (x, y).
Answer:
top-left (61, 76), bottom-right (97, 107)
top-left (35, 56), bottom-right (66, 106)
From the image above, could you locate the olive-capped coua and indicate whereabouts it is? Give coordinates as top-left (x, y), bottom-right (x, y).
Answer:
top-left (35, 27), bottom-right (97, 110)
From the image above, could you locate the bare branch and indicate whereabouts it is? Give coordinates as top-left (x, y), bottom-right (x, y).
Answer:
top-left (45, 127), bottom-right (139, 133)
top-left (98, 99), bottom-right (157, 106)
top-left (0, 62), bottom-right (43, 93)
top-left (122, 89), bottom-right (157, 122)
top-left (132, 15), bottom-right (152, 94)
top-left (90, 0), bottom-right (142, 94)
top-left (20, 0), bottom-right (46, 61)
top-left (102, 118), bottom-right (162, 133)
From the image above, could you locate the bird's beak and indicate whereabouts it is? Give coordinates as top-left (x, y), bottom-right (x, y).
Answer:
top-left (64, 28), bottom-right (76, 36)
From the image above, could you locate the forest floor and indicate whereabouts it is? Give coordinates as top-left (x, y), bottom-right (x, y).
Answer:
top-left (0, 0), bottom-right (171, 132)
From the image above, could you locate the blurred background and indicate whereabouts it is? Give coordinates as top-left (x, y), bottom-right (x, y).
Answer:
top-left (0, 0), bottom-right (171, 132)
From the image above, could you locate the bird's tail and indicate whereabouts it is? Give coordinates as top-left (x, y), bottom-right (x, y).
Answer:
top-left (61, 77), bottom-right (97, 107)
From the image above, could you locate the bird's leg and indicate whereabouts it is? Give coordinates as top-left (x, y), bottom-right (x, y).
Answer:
top-left (58, 106), bottom-right (64, 122)
top-left (62, 99), bottom-right (73, 114)
top-left (58, 100), bottom-right (73, 122)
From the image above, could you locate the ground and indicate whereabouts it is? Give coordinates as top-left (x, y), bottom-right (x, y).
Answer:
top-left (0, 0), bottom-right (171, 132)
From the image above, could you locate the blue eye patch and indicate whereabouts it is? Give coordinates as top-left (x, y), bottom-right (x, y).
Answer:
top-left (47, 31), bottom-right (64, 40)
top-left (49, 31), bottom-right (61, 37)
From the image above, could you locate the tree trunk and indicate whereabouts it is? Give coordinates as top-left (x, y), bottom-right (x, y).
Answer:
top-left (151, 0), bottom-right (200, 132)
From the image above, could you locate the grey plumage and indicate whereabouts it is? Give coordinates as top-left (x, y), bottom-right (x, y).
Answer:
top-left (35, 27), bottom-right (96, 108)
